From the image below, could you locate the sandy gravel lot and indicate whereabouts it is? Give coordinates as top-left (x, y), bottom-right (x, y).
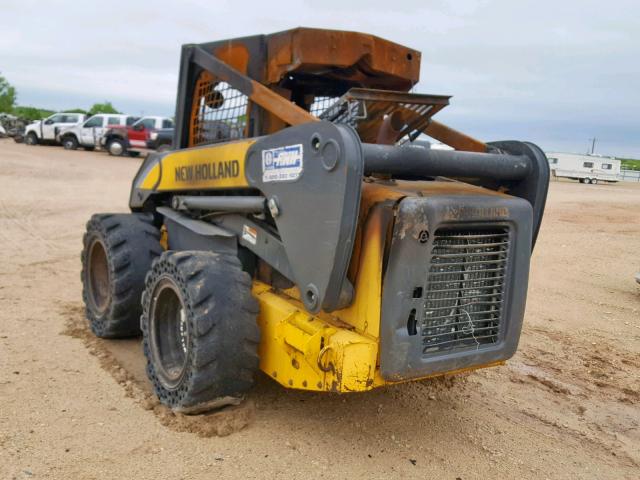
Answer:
top-left (1, 138), bottom-right (639, 479)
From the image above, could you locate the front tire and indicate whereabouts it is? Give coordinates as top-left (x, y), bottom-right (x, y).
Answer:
top-left (81, 213), bottom-right (162, 338)
top-left (25, 132), bottom-right (38, 145)
top-left (62, 135), bottom-right (79, 150)
top-left (107, 138), bottom-right (126, 156)
top-left (141, 251), bottom-right (260, 413)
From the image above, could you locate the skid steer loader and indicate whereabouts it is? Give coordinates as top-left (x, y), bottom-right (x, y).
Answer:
top-left (81, 28), bottom-right (549, 413)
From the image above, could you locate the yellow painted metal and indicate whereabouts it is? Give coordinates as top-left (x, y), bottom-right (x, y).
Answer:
top-left (252, 188), bottom-right (391, 393)
top-left (252, 281), bottom-right (378, 392)
top-left (159, 225), bottom-right (169, 250)
top-left (254, 278), bottom-right (506, 392)
top-left (252, 180), bottom-right (510, 392)
top-left (140, 139), bottom-right (255, 191)
top-left (332, 202), bottom-right (389, 339)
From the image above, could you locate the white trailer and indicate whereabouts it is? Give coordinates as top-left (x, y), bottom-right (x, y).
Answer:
top-left (546, 152), bottom-right (620, 184)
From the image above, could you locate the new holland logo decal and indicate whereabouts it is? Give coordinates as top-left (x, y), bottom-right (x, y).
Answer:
top-left (174, 159), bottom-right (240, 182)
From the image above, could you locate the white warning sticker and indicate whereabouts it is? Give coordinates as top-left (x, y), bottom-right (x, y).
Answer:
top-left (261, 144), bottom-right (303, 183)
top-left (242, 224), bottom-right (257, 245)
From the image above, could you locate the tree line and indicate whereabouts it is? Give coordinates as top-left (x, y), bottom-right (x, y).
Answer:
top-left (0, 73), bottom-right (121, 121)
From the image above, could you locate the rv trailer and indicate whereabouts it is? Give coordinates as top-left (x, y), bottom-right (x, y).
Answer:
top-left (546, 152), bottom-right (620, 184)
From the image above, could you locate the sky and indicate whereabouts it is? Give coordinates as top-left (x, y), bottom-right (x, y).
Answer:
top-left (1, 0), bottom-right (639, 157)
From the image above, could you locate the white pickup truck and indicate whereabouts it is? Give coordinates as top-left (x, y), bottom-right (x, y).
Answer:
top-left (57, 114), bottom-right (138, 151)
top-left (24, 112), bottom-right (86, 145)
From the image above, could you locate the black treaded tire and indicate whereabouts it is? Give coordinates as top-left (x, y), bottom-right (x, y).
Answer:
top-left (81, 213), bottom-right (162, 338)
top-left (141, 251), bottom-right (260, 413)
top-left (62, 135), bottom-right (78, 150)
top-left (25, 132), bottom-right (38, 145)
top-left (107, 137), bottom-right (126, 156)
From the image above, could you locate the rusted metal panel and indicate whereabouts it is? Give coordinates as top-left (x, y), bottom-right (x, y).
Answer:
top-left (318, 88), bottom-right (450, 143)
top-left (266, 28), bottom-right (420, 91)
top-left (188, 47), bottom-right (317, 146)
top-left (213, 43), bottom-right (251, 75)
top-left (181, 29), bottom-right (490, 153)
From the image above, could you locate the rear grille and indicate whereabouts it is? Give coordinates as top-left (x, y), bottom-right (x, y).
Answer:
top-left (421, 228), bottom-right (510, 356)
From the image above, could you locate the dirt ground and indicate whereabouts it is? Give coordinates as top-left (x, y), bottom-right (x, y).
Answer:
top-left (1, 138), bottom-right (638, 480)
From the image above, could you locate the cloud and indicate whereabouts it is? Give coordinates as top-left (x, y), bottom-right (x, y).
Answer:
top-left (1, 0), bottom-right (638, 156)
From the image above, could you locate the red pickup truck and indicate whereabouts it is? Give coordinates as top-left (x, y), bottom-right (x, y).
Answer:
top-left (102, 116), bottom-right (174, 156)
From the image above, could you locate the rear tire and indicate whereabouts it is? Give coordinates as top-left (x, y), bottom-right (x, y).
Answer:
top-left (81, 213), bottom-right (162, 338)
top-left (590, 178), bottom-right (598, 185)
top-left (141, 251), bottom-right (260, 413)
top-left (62, 135), bottom-right (79, 150)
top-left (25, 132), bottom-right (38, 145)
top-left (107, 137), bottom-right (126, 156)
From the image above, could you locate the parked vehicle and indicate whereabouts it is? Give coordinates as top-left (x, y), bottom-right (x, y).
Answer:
top-left (102, 116), bottom-right (174, 156)
top-left (80, 28), bottom-right (550, 412)
top-left (24, 112), bottom-right (86, 145)
top-left (147, 128), bottom-right (173, 152)
top-left (0, 113), bottom-right (25, 141)
top-left (57, 114), bottom-right (138, 151)
top-left (546, 152), bottom-right (621, 184)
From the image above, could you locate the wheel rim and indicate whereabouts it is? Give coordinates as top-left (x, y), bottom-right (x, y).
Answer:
top-left (87, 239), bottom-right (110, 313)
top-left (149, 278), bottom-right (190, 390)
top-left (64, 139), bottom-right (73, 149)
top-left (110, 141), bottom-right (123, 155)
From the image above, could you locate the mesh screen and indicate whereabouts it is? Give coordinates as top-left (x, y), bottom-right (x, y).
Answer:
top-left (421, 228), bottom-right (510, 355)
top-left (191, 78), bottom-right (248, 147)
top-left (309, 97), bottom-right (339, 117)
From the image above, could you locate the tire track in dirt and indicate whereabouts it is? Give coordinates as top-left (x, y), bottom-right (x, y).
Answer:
top-left (0, 199), bottom-right (63, 257)
top-left (504, 326), bottom-right (640, 467)
top-left (59, 302), bottom-right (255, 437)
top-left (3, 142), bottom-right (639, 479)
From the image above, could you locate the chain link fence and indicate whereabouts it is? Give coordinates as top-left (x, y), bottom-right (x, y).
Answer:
top-left (619, 169), bottom-right (640, 182)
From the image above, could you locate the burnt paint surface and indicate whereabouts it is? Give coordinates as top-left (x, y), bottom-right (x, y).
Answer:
top-left (379, 194), bottom-right (532, 381)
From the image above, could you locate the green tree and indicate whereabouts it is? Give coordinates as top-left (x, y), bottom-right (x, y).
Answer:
top-left (12, 106), bottom-right (55, 121)
top-left (0, 74), bottom-right (17, 113)
top-left (88, 101), bottom-right (120, 115)
top-left (65, 108), bottom-right (88, 114)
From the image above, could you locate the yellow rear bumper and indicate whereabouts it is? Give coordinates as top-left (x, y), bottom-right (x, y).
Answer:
top-left (253, 282), bottom-right (504, 393)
